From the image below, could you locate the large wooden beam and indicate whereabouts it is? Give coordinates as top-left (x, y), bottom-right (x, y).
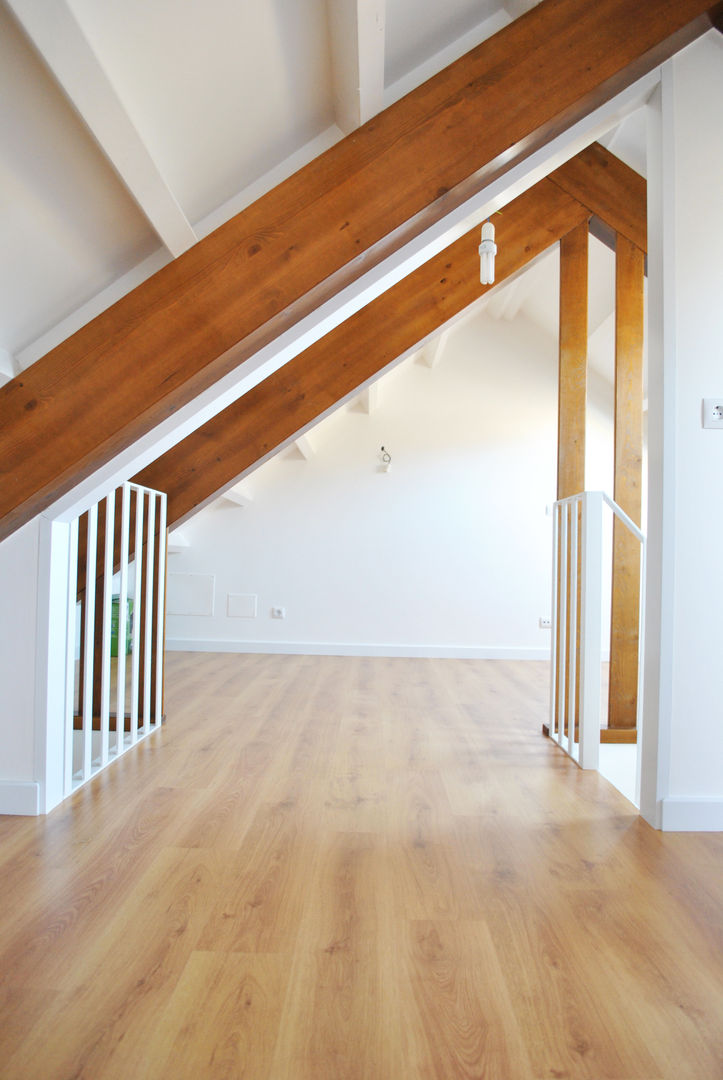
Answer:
top-left (0, 0), bottom-right (718, 541)
top-left (556, 221), bottom-right (589, 737)
top-left (135, 181), bottom-right (590, 523)
top-left (608, 236), bottom-right (645, 729)
top-left (549, 143), bottom-right (647, 253)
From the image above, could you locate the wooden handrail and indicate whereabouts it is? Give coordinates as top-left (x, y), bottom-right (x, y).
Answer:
top-left (0, 0), bottom-right (718, 542)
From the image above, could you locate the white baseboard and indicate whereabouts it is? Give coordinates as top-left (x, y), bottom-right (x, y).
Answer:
top-left (0, 781), bottom-right (40, 815)
top-left (660, 797), bottom-right (723, 832)
top-left (166, 638), bottom-right (551, 660)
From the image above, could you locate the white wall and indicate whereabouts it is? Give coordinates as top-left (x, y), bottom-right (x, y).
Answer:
top-left (167, 309), bottom-right (573, 657)
top-left (643, 32), bottom-right (723, 832)
top-left (0, 519), bottom-right (41, 812)
top-left (665, 34), bottom-right (723, 828)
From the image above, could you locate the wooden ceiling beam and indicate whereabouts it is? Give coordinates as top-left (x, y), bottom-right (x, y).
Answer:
top-left (134, 180), bottom-right (590, 525)
top-left (549, 143), bottom-right (647, 252)
top-left (1, 0), bottom-right (719, 541)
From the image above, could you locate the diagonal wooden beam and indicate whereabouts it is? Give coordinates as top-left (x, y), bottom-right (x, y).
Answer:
top-left (134, 180), bottom-right (589, 525)
top-left (549, 143), bottom-right (647, 252)
top-left (1, 0), bottom-right (718, 541)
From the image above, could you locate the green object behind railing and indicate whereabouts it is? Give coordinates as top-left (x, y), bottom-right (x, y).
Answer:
top-left (110, 596), bottom-right (133, 657)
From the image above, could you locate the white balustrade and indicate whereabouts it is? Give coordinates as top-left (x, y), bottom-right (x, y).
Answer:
top-left (65, 481), bottom-right (167, 796)
top-left (549, 491), bottom-right (646, 799)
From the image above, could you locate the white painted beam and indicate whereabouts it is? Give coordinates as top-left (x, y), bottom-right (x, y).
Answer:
top-left (7, 0), bottom-right (197, 258)
top-left (220, 485), bottom-right (253, 508)
top-left (419, 329), bottom-right (449, 368)
top-left (0, 347), bottom-right (15, 382)
top-left (326, 0), bottom-right (385, 133)
top-left (348, 385), bottom-right (380, 413)
top-left (503, 0), bottom-right (543, 18)
top-left (292, 435), bottom-right (315, 459)
top-left (167, 529), bottom-right (190, 553)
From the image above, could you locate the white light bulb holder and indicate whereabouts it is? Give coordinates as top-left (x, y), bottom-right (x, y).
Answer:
top-left (478, 221), bottom-right (497, 285)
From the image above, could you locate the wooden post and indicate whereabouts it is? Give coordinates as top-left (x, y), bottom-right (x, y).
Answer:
top-left (556, 222), bottom-right (589, 736)
top-left (608, 236), bottom-right (644, 730)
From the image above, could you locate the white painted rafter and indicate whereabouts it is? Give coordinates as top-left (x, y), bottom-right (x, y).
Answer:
top-left (167, 529), bottom-right (190, 553)
top-left (503, 0), bottom-right (543, 18)
top-left (485, 278), bottom-right (528, 321)
top-left (0, 347), bottom-right (16, 381)
top-left (220, 484), bottom-right (253, 508)
top-left (285, 434), bottom-right (315, 460)
top-left (326, 0), bottom-right (385, 133)
top-left (348, 384), bottom-right (380, 414)
top-left (419, 329), bottom-right (449, 368)
top-left (7, 0), bottom-right (197, 258)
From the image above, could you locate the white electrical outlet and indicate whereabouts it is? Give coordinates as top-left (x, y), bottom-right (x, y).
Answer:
top-left (271, 606), bottom-right (286, 619)
top-left (539, 617), bottom-right (552, 629)
top-left (702, 399), bottom-right (723, 429)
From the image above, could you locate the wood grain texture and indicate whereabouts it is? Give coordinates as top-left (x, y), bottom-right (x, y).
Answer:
top-left (136, 179), bottom-right (589, 526)
top-left (557, 223), bottom-right (588, 736)
top-left (608, 236), bottom-right (645, 730)
top-left (1, 653), bottom-right (722, 1079)
top-left (557, 222), bottom-right (589, 500)
top-left (550, 142), bottom-right (647, 252)
top-left (1, 0), bottom-right (719, 540)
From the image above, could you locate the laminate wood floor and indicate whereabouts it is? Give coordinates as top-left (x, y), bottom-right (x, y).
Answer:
top-left (1, 653), bottom-right (721, 1079)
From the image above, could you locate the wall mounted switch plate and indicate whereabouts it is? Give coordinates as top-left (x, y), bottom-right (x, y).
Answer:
top-left (702, 399), bottom-right (723, 428)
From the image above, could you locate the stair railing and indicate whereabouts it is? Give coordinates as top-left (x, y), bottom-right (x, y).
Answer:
top-left (549, 491), bottom-right (646, 791)
top-left (64, 481), bottom-right (167, 796)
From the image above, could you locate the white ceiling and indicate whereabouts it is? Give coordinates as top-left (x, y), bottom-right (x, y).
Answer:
top-left (0, 0), bottom-right (645, 386)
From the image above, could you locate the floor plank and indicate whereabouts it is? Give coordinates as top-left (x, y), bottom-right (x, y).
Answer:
top-left (0, 653), bottom-right (721, 1079)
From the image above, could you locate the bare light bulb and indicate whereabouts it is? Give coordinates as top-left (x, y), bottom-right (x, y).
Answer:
top-left (478, 220), bottom-right (497, 285)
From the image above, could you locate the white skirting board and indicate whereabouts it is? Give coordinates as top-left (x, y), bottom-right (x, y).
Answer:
top-left (0, 781), bottom-right (40, 816)
top-left (660, 798), bottom-right (723, 832)
top-left (166, 638), bottom-right (551, 660)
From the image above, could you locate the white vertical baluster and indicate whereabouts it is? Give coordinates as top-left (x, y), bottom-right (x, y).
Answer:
top-left (557, 504), bottom-right (568, 749)
top-left (99, 492), bottom-right (115, 766)
top-left (567, 498), bottom-right (579, 760)
top-left (634, 539), bottom-right (647, 804)
top-left (115, 483), bottom-right (131, 757)
top-left (579, 492), bottom-right (602, 770)
top-left (549, 502), bottom-right (559, 740)
top-left (82, 504), bottom-right (98, 783)
top-left (129, 488), bottom-right (144, 745)
top-left (155, 494), bottom-right (167, 726)
top-left (64, 518), bottom-right (79, 797)
top-left (142, 494), bottom-right (156, 732)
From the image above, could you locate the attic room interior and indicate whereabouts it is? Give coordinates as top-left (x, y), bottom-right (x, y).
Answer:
top-left (1, 0), bottom-right (722, 1076)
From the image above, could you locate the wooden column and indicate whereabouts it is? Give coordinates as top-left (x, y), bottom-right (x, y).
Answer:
top-left (557, 222), bottom-right (589, 499)
top-left (608, 236), bottom-right (645, 731)
top-left (556, 222), bottom-right (589, 736)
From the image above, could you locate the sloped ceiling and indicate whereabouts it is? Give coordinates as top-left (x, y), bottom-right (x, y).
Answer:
top-left (0, 0), bottom-right (650, 394)
top-left (0, 0), bottom-right (550, 375)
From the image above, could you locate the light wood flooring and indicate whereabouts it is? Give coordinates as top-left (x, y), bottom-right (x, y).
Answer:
top-left (1, 653), bottom-right (721, 1079)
